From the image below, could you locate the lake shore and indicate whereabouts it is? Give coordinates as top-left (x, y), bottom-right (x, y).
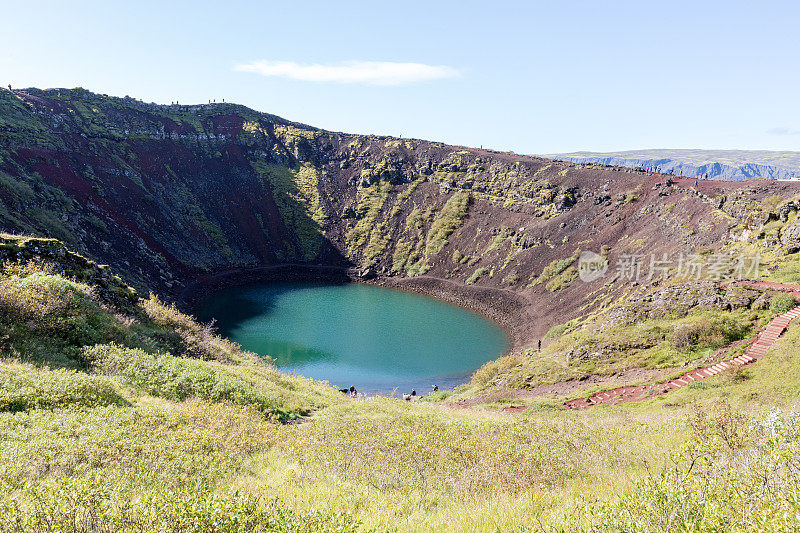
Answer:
top-left (178, 264), bottom-right (540, 353)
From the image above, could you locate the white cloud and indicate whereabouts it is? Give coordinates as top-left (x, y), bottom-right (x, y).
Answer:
top-left (767, 127), bottom-right (800, 136)
top-left (234, 60), bottom-right (459, 86)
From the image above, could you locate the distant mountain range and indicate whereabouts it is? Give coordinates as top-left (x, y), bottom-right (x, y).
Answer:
top-left (545, 149), bottom-right (800, 181)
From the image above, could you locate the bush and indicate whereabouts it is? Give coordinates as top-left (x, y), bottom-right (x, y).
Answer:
top-left (0, 364), bottom-right (126, 411)
top-left (545, 266), bottom-right (578, 291)
top-left (85, 344), bottom-right (296, 421)
top-left (0, 478), bottom-right (364, 533)
top-left (672, 323), bottom-right (701, 350)
top-left (769, 293), bottom-right (797, 314)
top-left (672, 317), bottom-right (751, 351)
top-left (541, 251), bottom-right (580, 280)
top-left (466, 267), bottom-right (489, 285)
top-left (471, 353), bottom-right (526, 388)
top-left (528, 251), bottom-right (581, 288)
top-left (0, 400), bottom-right (278, 489)
top-left (0, 272), bottom-right (94, 329)
top-left (594, 405), bottom-right (800, 532)
top-left (544, 320), bottom-right (577, 340)
top-left (762, 193), bottom-right (783, 212)
top-left (142, 294), bottom-right (240, 361)
top-left (0, 271), bottom-right (132, 367)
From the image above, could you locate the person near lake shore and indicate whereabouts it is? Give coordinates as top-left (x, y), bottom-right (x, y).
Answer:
top-left (349, 385), bottom-right (357, 397)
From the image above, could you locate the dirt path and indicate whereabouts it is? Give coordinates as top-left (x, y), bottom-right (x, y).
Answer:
top-left (447, 281), bottom-right (800, 413)
top-left (446, 367), bottom-right (677, 410)
top-left (563, 283), bottom-right (800, 410)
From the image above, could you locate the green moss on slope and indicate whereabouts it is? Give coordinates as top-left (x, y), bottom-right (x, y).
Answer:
top-left (346, 180), bottom-right (392, 258)
top-left (251, 160), bottom-right (326, 260)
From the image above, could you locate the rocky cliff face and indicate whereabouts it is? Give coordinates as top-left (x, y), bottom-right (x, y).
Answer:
top-left (2, 87), bottom-right (798, 348)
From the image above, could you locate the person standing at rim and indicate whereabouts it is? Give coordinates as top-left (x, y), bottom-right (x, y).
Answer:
top-left (538, 339), bottom-right (542, 352)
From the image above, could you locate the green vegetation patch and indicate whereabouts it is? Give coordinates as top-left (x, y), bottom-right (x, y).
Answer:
top-left (252, 160), bottom-right (325, 260)
top-left (0, 363), bottom-right (126, 412)
top-left (273, 398), bottom-right (602, 494)
top-left (467, 307), bottom-right (758, 394)
top-left (769, 292), bottom-right (797, 314)
top-left (544, 319), bottom-right (579, 340)
top-left (672, 316), bottom-right (752, 351)
top-left (423, 191), bottom-right (470, 258)
top-left (0, 270), bottom-right (135, 368)
top-left (400, 191), bottom-right (470, 275)
top-left (86, 344), bottom-right (302, 422)
top-left (529, 250), bottom-right (581, 289)
top-left (595, 405), bottom-right (800, 532)
top-left (391, 239), bottom-right (413, 273)
top-left (346, 180), bottom-right (392, 258)
top-left (466, 267), bottom-right (489, 285)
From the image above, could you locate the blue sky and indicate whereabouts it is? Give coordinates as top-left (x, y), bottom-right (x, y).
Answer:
top-left (1, 0), bottom-right (799, 154)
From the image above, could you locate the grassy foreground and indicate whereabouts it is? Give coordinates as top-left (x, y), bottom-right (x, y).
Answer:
top-left (1, 249), bottom-right (800, 531)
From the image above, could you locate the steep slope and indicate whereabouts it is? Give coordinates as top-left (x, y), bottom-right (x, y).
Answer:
top-left (548, 149), bottom-right (800, 180)
top-left (6, 89), bottom-right (800, 532)
top-left (2, 87), bottom-right (800, 351)
top-left (0, 233), bottom-right (338, 415)
top-left (3, 250), bottom-right (800, 531)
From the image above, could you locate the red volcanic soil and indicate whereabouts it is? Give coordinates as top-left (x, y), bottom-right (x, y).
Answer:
top-left (4, 88), bottom-right (800, 359)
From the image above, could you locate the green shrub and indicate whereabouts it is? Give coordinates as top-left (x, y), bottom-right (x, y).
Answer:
top-left (0, 271), bottom-right (93, 322)
top-left (0, 271), bottom-right (132, 367)
top-left (85, 344), bottom-right (297, 421)
top-left (276, 397), bottom-right (593, 494)
top-left (466, 267), bottom-right (489, 285)
top-left (762, 193), bottom-right (783, 212)
top-left (0, 399), bottom-right (278, 489)
top-left (545, 266), bottom-right (578, 291)
top-left (392, 239), bottom-right (413, 273)
top-left (471, 353), bottom-right (526, 388)
top-left (529, 251), bottom-right (581, 288)
top-left (424, 191), bottom-right (470, 257)
top-left (594, 405), bottom-right (799, 532)
top-left (142, 294), bottom-right (240, 361)
top-left (672, 317), bottom-right (751, 351)
top-left (0, 364), bottom-right (126, 412)
top-left (623, 191), bottom-right (639, 203)
top-left (0, 477), bottom-right (363, 533)
top-left (0, 399), bottom-right (357, 532)
top-left (769, 293), bottom-right (797, 314)
top-left (541, 251), bottom-right (580, 280)
top-left (544, 320), bottom-right (577, 340)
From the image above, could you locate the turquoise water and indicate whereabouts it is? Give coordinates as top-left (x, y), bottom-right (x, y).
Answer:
top-left (197, 282), bottom-right (509, 394)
